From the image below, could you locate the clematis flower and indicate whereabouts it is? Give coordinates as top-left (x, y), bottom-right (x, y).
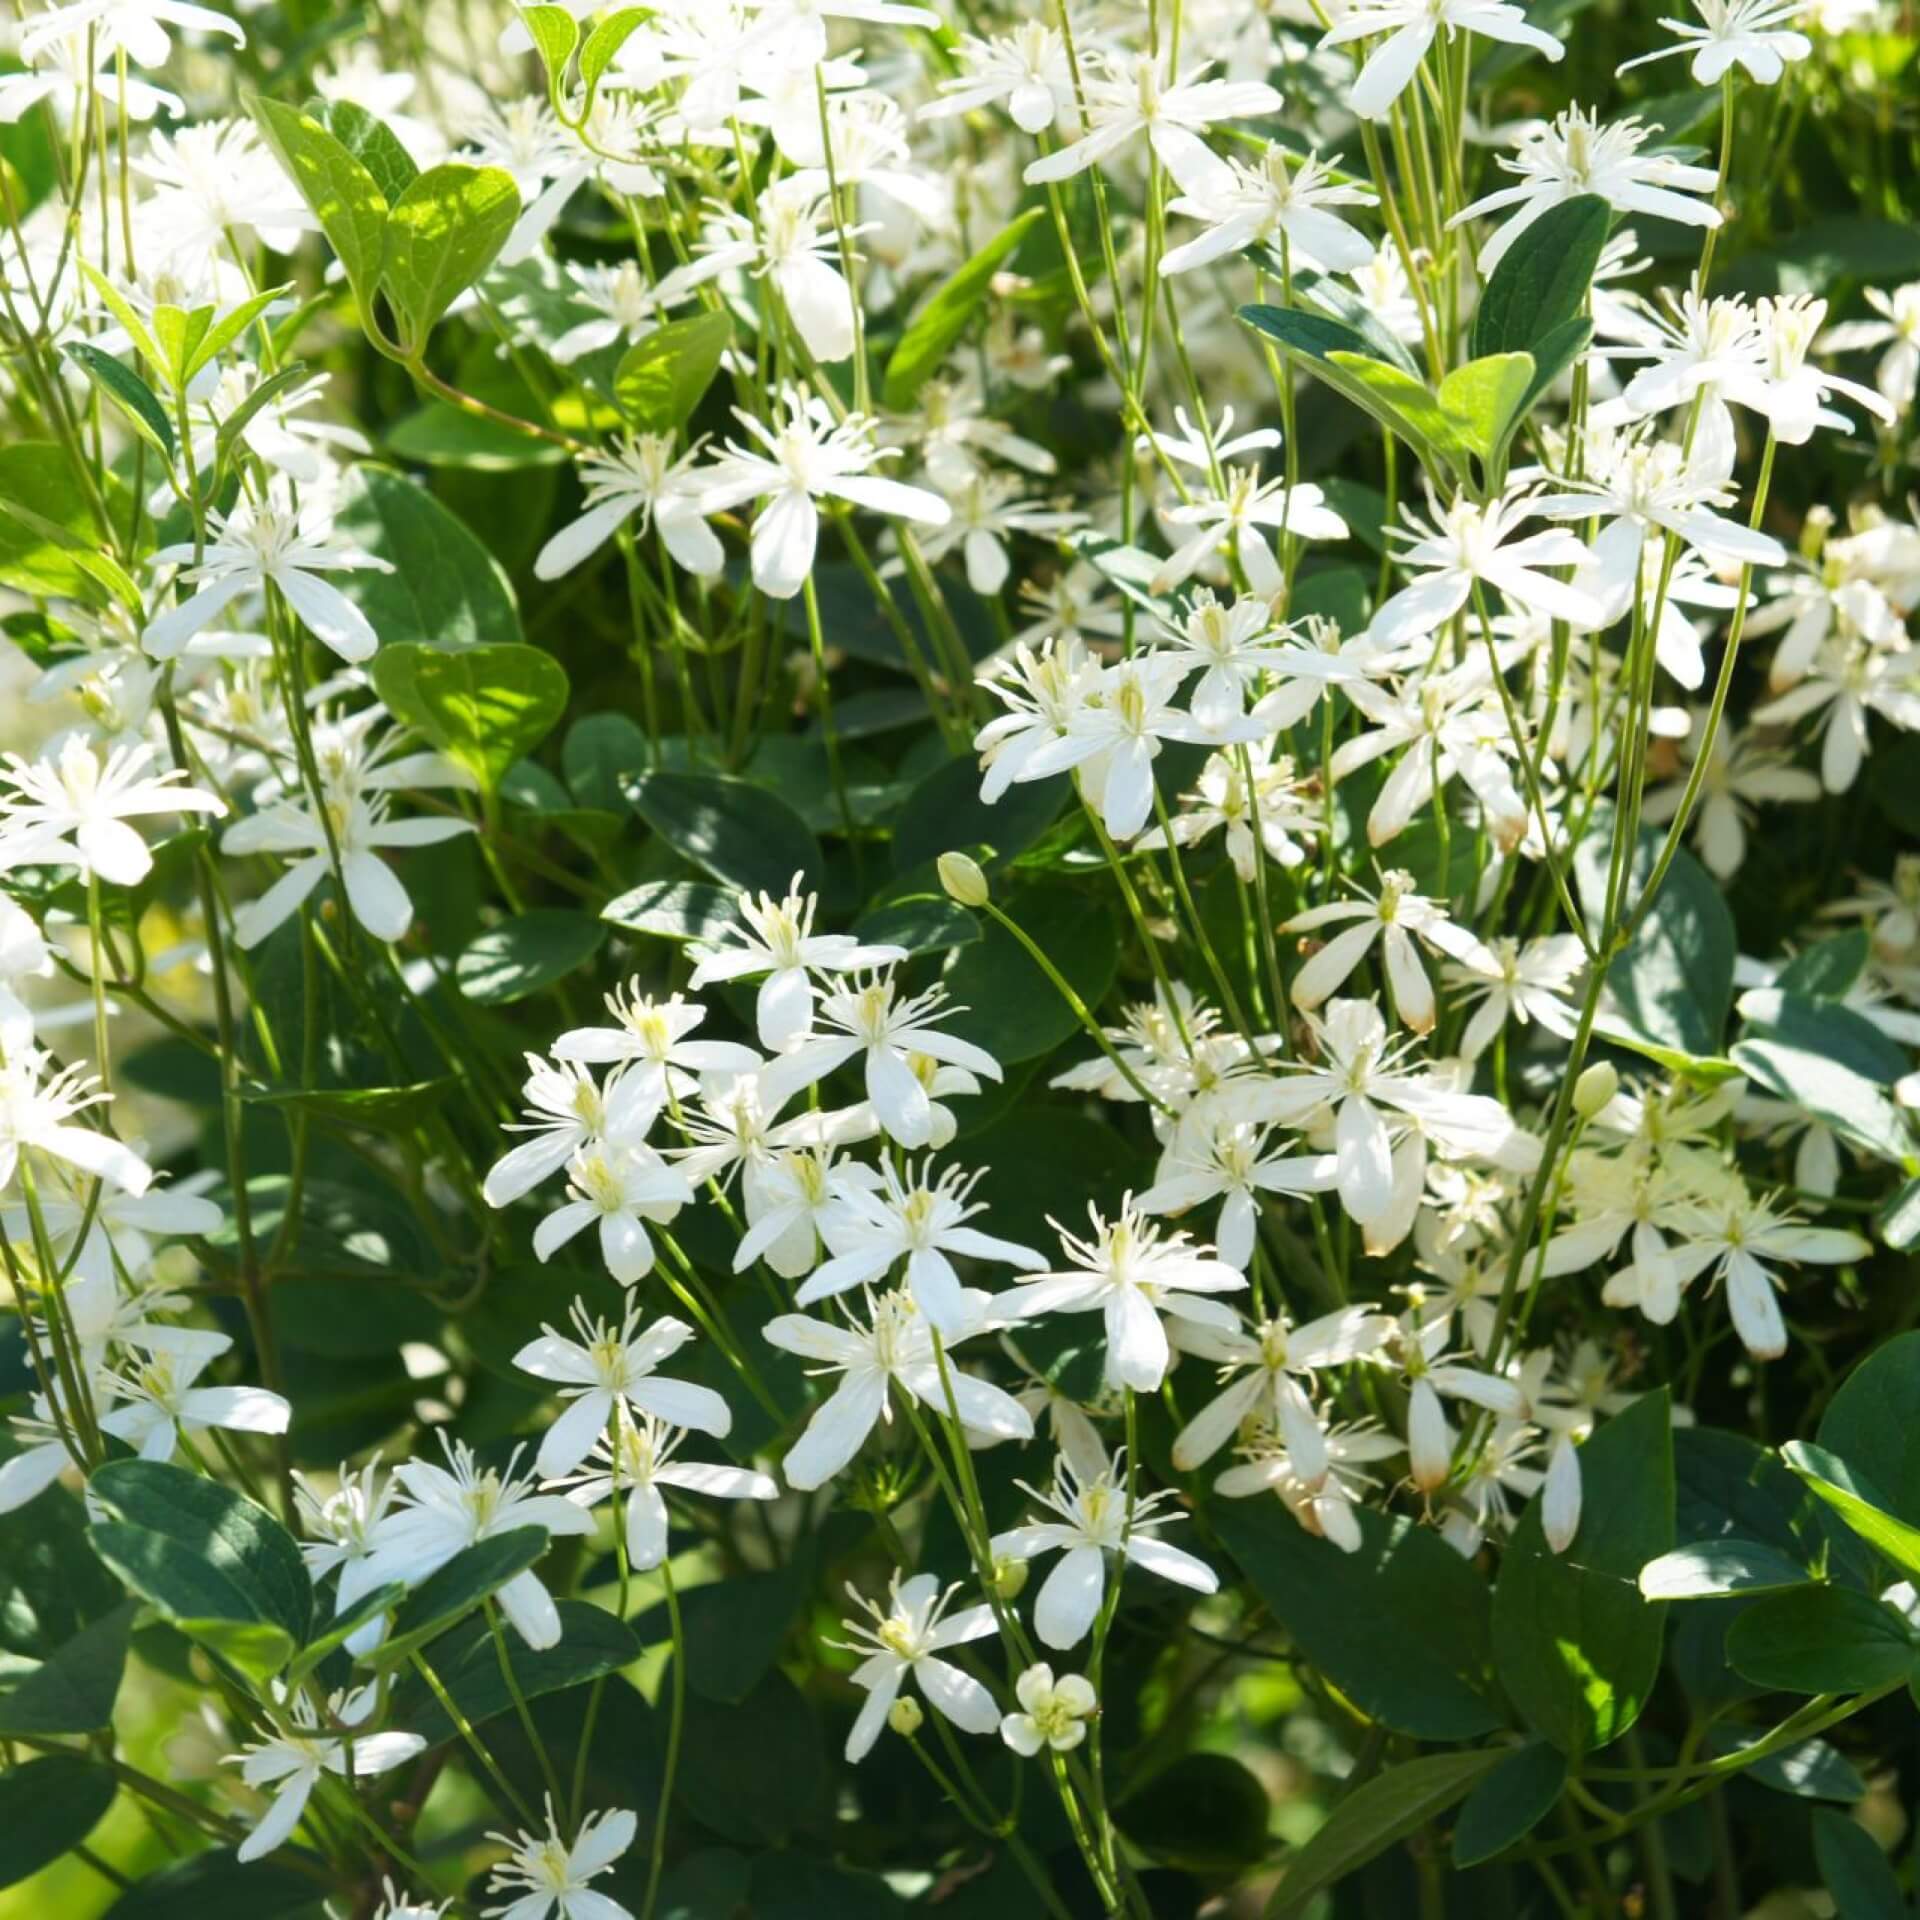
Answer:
top-left (764, 1285), bottom-right (1032, 1489)
top-left (1164, 147), bottom-right (1376, 275)
top-left (534, 435), bottom-right (725, 583)
top-left (530, 1144), bottom-right (695, 1286)
top-left (698, 390), bottom-right (950, 601)
top-left (101, 1336), bottom-right (292, 1462)
top-left (0, 735), bottom-right (224, 886)
top-left (1617, 0), bottom-right (1812, 84)
top-left (920, 25), bottom-right (1075, 135)
top-left (1001, 1197), bottom-right (1247, 1392)
top-left (1442, 934), bottom-right (1588, 1058)
top-left (990, 1447), bottom-right (1217, 1649)
top-left (833, 1572), bottom-right (1001, 1762)
top-left (1322, 0), bottom-right (1563, 120)
top-left (143, 480), bottom-right (391, 664)
top-left (0, 1050), bottom-right (153, 1196)
top-left (1135, 1112), bottom-right (1337, 1269)
top-left (689, 877), bottom-right (906, 1053)
top-left (1213, 1419), bottom-right (1401, 1552)
top-left (513, 1303), bottom-right (730, 1477)
top-left (551, 987), bottom-right (761, 1133)
top-left (483, 1802), bottom-right (637, 1920)
top-left (1000, 1666), bottom-right (1098, 1755)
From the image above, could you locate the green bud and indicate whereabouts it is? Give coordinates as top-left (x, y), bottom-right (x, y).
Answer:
top-left (938, 850), bottom-right (990, 908)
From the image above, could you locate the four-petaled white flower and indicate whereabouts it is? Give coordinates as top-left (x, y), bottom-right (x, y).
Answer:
top-left (834, 1572), bottom-right (1001, 1761)
top-left (1, 736), bottom-right (224, 886)
top-left (1000, 1664), bottom-right (1098, 1754)
top-left (483, 1801), bottom-right (638, 1920)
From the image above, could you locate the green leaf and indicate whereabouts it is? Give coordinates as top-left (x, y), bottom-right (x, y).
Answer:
top-left (456, 909), bottom-right (607, 1003)
top-left (335, 461), bottom-right (524, 647)
top-left (602, 878), bottom-right (740, 945)
top-left (381, 163), bottom-right (520, 355)
top-left (890, 753), bottom-right (1064, 875)
top-left (64, 343), bottom-right (175, 460)
top-left (286, 1582), bottom-right (408, 1684)
top-left (1574, 816), bottom-right (1735, 1063)
top-left (244, 1080), bottom-right (455, 1134)
top-left (89, 1521), bottom-right (296, 1680)
top-left (89, 1460), bottom-right (312, 1650)
top-left (521, 3), bottom-right (580, 82)
top-left (882, 208), bottom-right (1044, 409)
top-left (214, 364), bottom-right (318, 482)
top-left (579, 8), bottom-right (650, 92)
top-left (1817, 1334), bottom-right (1920, 1531)
top-left (392, 1598), bottom-right (637, 1741)
top-left (1725, 1584), bottom-right (1914, 1694)
top-left (562, 713), bottom-right (651, 810)
top-left (674, 1668), bottom-right (829, 1845)
top-left (384, 400), bottom-right (569, 469)
top-left (941, 884), bottom-right (1120, 1066)
top-left (370, 1528), bottom-right (550, 1666)
top-left (852, 890), bottom-right (980, 958)
top-left (1265, 1749), bottom-right (1502, 1918)
top-left (1639, 1540), bottom-right (1812, 1601)
top-left (642, 1565), bottom-right (812, 1705)
top-left (614, 310), bottom-right (732, 433)
top-left (1213, 1500), bottom-right (1501, 1742)
top-left (1493, 1392), bottom-right (1674, 1756)
top-left (747, 1854), bottom-right (902, 1920)
top-left (1472, 194), bottom-right (1611, 358)
top-left (1436, 351), bottom-right (1535, 461)
top-left (1451, 1742), bottom-right (1568, 1868)
top-left (1777, 929), bottom-right (1871, 1000)
top-left (252, 97), bottom-right (391, 326)
top-left (76, 258), bottom-right (163, 369)
top-left (102, 1848), bottom-right (323, 1919)
top-left (370, 640), bottom-right (569, 792)
top-left (1732, 1028), bottom-right (1913, 1165)
top-left (1705, 1728), bottom-right (1864, 1801)
top-left (0, 1754), bottom-right (118, 1889)
top-left (311, 99), bottom-right (419, 203)
top-left (624, 768), bottom-right (824, 893)
top-left (1783, 1439), bottom-right (1920, 1582)
top-left (0, 1601), bottom-right (134, 1735)
top-left (1812, 1808), bottom-right (1907, 1920)
top-left (1118, 1752), bottom-right (1272, 1871)
top-left (1328, 350), bottom-right (1471, 471)
top-left (0, 444), bottom-right (128, 601)
top-left (179, 285), bottom-right (288, 386)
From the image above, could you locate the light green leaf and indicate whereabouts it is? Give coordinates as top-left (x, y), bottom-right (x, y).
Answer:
top-left (579, 7), bottom-right (650, 93)
top-left (252, 96), bottom-right (391, 328)
top-left (370, 640), bottom-right (569, 792)
top-left (883, 208), bottom-right (1044, 410)
top-left (1437, 351), bottom-right (1535, 461)
top-left (179, 285), bottom-right (288, 386)
top-left (382, 163), bottom-right (520, 355)
top-left (0, 444), bottom-right (130, 602)
top-left (214, 364), bottom-right (317, 483)
top-left (310, 98), bottom-right (419, 203)
top-left (1783, 1438), bottom-right (1920, 1582)
top-left (521, 3), bottom-right (580, 84)
top-left (1815, 1332), bottom-right (1920, 1530)
top-left (614, 310), bottom-right (732, 433)
top-left (1265, 1749), bottom-right (1503, 1917)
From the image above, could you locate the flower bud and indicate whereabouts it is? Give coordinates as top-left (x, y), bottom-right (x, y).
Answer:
top-left (989, 1555), bottom-right (1029, 1600)
top-left (888, 1695), bottom-right (925, 1738)
top-left (938, 851), bottom-right (990, 908)
top-left (1572, 1062), bottom-right (1619, 1120)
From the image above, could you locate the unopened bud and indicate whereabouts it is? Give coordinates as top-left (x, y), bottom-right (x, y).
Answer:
top-left (1573, 1063), bottom-right (1619, 1120)
top-left (938, 851), bottom-right (990, 908)
top-left (888, 1695), bottom-right (925, 1738)
top-left (989, 1555), bottom-right (1029, 1600)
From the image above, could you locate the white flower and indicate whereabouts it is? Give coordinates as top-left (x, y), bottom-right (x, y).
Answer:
top-left (1135, 1113), bottom-right (1337, 1268)
top-left (20, 0), bottom-right (243, 70)
top-left (764, 1284), bottom-right (1032, 1489)
top-left (1617, 0), bottom-right (1812, 84)
top-left (534, 434), bottom-right (725, 583)
top-left (1250, 999), bottom-right (1527, 1228)
top-left (991, 1447), bottom-right (1217, 1649)
top-left (1322, 0), bottom-right (1563, 120)
top-left (763, 975), bottom-right (1002, 1148)
top-left (1001, 1198), bottom-right (1247, 1392)
top-left (1137, 739), bottom-right (1322, 880)
top-left (531, 1144), bottom-right (695, 1285)
top-left (1213, 1418), bottom-right (1401, 1551)
top-left (1451, 109), bottom-right (1722, 274)
top-left (1000, 1665), bottom-right (1097, 1755)
top-left (1023, 53), bottom-right (1283, 191)
top-left (1169, 1306), bottom-right (1396, 1476)
top-left (514, 1303), bottom-right (730, 1478)
top-left (102, 1336), bottom-right (292, 1462)
top-left (226, 1690), bottom-right (424, 1864)
top-left (833, 1572), bottom-right (1000, 1762)
top-left (1740, 295), bottom-right (1897, 446)
top-left (1284, 870), bottom-right (1496, 1035)
top-left (483, 1801), bottom-right (637, 1920)
top-left (363, 1438), bottom-right (595, 1651)
top-left (679, 179), bottom-right (860, 364)
top-left (698, 390), bottom-right (949, 600)
top-left (1152, 467), bottom-right (1349, 599)
top-left (689, 877), bottom-right (906, 1053)
top-left (294, 1460), bottom-right (398, 1636)
top-left (1639, 721), bottom-right (1820, 877)
top-left (484, 1056), bottom-right (627, 1208)
top-left (920, 25), bottom-right (1074, 135)
top-left (551, 987), bottom-right (760, 1134)
top-left (1753, 637), bottom-right (1920, 793)
top-left (973, 636), bottom-right (1104, 805)
top-left (1441, 933), bottom-right (1588, 1058)
top-left (1822, 281), bottom-right (1920, 412)
top-left (1368, 490), bottom-right (1601, 655)
top-left (0, 1050), bottom-right (152, 1196)
top-left (1164, 147), bottom-right (1376, 276)
top-left (0, 736), bottom-right (224, 885)
top-left (798, 1159), bottom-right (1045, 1333)
top-left (552, 1411), bottom-right (776, 1571)
top-left (144, 481), bottom-right (392, 663)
